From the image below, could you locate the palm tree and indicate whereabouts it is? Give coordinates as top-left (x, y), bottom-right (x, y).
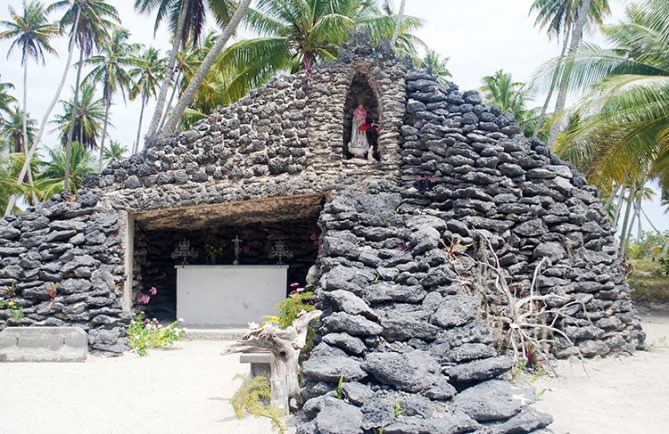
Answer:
top-left (135, 0), bottom-right (237, 139)
top-left (0, 0), bottom-right (59, 152)
top-left (551, 0), bottom-right (669, 193)
top-left (480, 70), bottom-right (539, 137)
top-left (214, 0), bottom-right (424, 115)
top-left (129, 46), bottom-right (166, 153)
top-left (4, 0), bottom-right (86, 216)
top-left (48, 0), bottom-right (119, 192)
top-left (0, 107), bottom-right (37, 153)
top-left (84, 28), bottom-right (137, 170)
top-left (160, 0), bottom-right (251, 135)
top-left (38, 140), bottom-right (95, 195)
top-left (529, 0), bottom-right (611, 144)
top-left (0, 151), bottom-right (41, 210)
top-left (51, 83), bottom-right (106, 150)
top-left (103, 139), bottom-right (127, 166)
top-left (419, 49), bottom-right (451, 86)
top-left (0, 78), bottom-right (17, 124)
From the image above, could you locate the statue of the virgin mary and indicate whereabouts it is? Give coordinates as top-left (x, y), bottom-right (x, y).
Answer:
top-left (348, 101), bottom-right (375, 161)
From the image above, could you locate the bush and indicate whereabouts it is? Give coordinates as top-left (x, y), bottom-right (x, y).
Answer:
top-left (127, 312), bottom-right (185, 356)
top-left (231, 375), bottom-right (285, 433)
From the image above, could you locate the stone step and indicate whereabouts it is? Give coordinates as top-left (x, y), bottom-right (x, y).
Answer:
top-left (184, 327), bottom-right (248, 341)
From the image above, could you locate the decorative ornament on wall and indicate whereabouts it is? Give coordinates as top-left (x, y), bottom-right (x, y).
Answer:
top-left (171, 239), bottom-right (198, 265)
top-left (268, 240), bottom-right (293, 265)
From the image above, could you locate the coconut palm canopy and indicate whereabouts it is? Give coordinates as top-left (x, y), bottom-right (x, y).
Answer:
top-left (217, 0), bottom-right (424, 105)
top-left (543, 0), bottom-right (669, 193)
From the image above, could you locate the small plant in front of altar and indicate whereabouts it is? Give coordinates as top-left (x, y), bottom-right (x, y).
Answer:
top-left (1, 285), bottom-right (24, 321)
top-left (127, 312), bottom-right (185, 356)
top-left (231, 374), bottom-right (285, 434)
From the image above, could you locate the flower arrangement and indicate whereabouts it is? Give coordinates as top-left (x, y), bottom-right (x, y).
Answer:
top-left (133, 259), bottom-right (167, 306)
top-left (204, 239), bottom-right (228, 264)
top-left (359, 122), bottom-right (381, 133)
top-left (310, 232), bottom-right (323, 256)
top-left (127, 312), bottom-right (186, 356)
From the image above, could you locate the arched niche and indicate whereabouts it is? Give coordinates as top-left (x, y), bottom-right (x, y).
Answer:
top-left (342, 72), bottom-right (382, 161)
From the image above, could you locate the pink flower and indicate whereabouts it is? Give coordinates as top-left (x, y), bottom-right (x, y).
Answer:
top-left (290, 282), bottom-right (300, 288)
top-left (135, 294), bottom-right (150, 305)
top-left (149, 287), bottom-right (157, 296)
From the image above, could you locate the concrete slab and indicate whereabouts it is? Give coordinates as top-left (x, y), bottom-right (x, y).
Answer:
top-left (0, 327), bottom-right (87, 362)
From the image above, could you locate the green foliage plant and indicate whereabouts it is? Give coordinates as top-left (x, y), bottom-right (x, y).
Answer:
top-left (393, 399), bottom-right (403, 418)
top-left (127, 312), bottom-right (185, 356)
top-left (266, 287), bottom-right (315, 329)
top-left (231, 374), bottom-right (286, 434)
top-left (331, 376), bottom-right (345, 400)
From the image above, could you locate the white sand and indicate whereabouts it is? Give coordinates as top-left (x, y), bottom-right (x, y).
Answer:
top-left (0, 341), bottom-right (274, 434)
top-left (534, 314), bottom-right (669, 434)
top-left (1, 315), bottom-right (667, 434)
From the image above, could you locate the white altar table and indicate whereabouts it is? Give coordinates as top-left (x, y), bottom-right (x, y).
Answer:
top-left (176, 265), bottom-right (288, 327)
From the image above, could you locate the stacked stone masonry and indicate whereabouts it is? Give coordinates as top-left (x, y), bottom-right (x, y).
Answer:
top-left (0, 37), bottom-right (645, 432)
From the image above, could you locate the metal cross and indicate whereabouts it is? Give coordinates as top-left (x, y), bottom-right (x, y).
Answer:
top-left (232, 235), bottom-right (243, 265)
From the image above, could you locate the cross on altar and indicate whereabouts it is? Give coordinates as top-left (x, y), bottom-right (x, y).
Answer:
top-left (232, 235), bottom-right (242, 265)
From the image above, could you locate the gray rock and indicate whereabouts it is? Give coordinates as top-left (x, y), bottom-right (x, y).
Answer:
top-left (342, 382), bottom-right (374, 406)
top-left (452, 379), bottom-right (534, 422)
top-left (492, 408), bottom-right (553, 434)
top-left (445, 356), bottom-right (513, 382)
top-left (322, 290), bottom-right (376, 320)
top-left (301, 343), bottom-right (367, 382)
top-left (431, 295), bottom-right (479, 328)
top-left (322, 312), bottom-right (382, 337)
top-left (361, 351), bottom-right (440, 392)
top-left (533, 242), bottom-right (566, 262)
top-left (322, 333), bottom-right (367, 355)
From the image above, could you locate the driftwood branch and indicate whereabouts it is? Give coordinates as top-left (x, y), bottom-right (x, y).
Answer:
top-left (227, 309), bottom-right (321, 410)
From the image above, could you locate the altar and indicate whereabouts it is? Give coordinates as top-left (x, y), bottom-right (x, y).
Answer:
top-left (176, 265), bottom-right (289, 327)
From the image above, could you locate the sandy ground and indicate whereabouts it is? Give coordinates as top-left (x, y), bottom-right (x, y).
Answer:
top-left (534, 313), bottom-right (669, 434)
top-left (1, 314), bottom-right (667, 434)
top-left (0, 341), bottom-right (274, 434)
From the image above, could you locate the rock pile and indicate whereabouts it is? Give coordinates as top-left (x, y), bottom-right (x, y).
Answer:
top-left (297, 185), bottom-right (553, 433)
top-left (0, 194), bottom-right (127, 353)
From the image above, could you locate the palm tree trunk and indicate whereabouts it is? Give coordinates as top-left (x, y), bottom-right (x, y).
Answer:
top-left (64, 45), bottom-right (86, 194)
top-left (612, 189), bottom-right (625, 230)
top-left (604, 183), bottom-right (620, 216)
top-left (21, 51), bottom-right (38, 204)
top-left (146, 0), bottom-right (190, 140)
top-left (158, 69), bottom-right (181, 131)
top-left (161, 0), bottom-right (252, 136)
top-left (98, 85), bottom-right (112, 171)
top-left (390, 0), bottom-right (407, 48)
top-left (4, 8), bottom-right (81, 216)
top-left (619, 185), bottom-right (636, 254)
top-left (534, 28), bottom-right (571, 139)
top-left (133, 94), bottom-right (147, 154)
top-left (635, 195), bottom-right (642, 242)
top-left (546, 0), bottom-right (593, 148)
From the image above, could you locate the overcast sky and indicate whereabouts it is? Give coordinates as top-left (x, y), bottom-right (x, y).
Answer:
top-left (1, 0), bottom-right (665, 233)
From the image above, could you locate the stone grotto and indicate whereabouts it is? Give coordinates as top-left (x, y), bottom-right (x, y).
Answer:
top-left (0, 35), bottom-right (645, 433)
